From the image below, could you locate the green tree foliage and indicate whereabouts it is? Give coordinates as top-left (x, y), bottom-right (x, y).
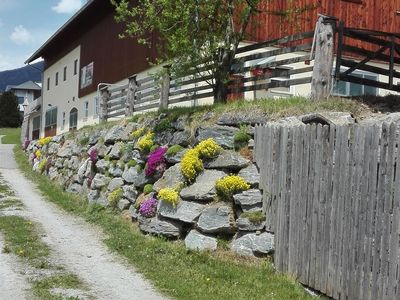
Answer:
top-left (0, 92), bottom-right (21, 128)
top-left (112, 0), bottom-right (317, 103)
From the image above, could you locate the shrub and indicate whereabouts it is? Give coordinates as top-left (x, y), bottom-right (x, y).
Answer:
top-left (131, 127), bottom-right (146, 139)
top-left (139, 197), bottom-right (158, 218)
top-left (240, 211), bottom-right (265, 223)
top-left (166, 144), bottom-right (183, 157)
top-left (181, 148), bottom-right (203, 182)
top-left (79, 136), bottom-right (90, 146)
top-left (196, 138), bottom-right (221, 159)
top-left (127, 160), bottom-right (137, 168)
top-left (153, 118), bottom-right (173, 133)
top-left (234, 126), bottom-right (251, 150)
top-left (35, 150), bottom-right (42, 160)
top-left (215, 175), bottom-right (250, 200)
top-left (145, 147), bottom-right (167, 177)
top-left (38, 159), bottom-right (47, 173)
top-left (143, 184), bottom-right (153, 194)
top-left (158, 188), bottom-right (179, 207)
top-left (137, 132), bottom-right (154, 152)
top-left (108, 187), bottom-right (123, 207)
top-left (38, 137), bottom-right (52, 147)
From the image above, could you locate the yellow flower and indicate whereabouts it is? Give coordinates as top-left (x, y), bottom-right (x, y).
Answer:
top-left (181, 148), bottom-right (203, 182)
top-left (131, 127), bottom-right (146, 139)
top-left (158, 188), bottom-right (179, 207)
top-left (215, 175), bottom-right (250, 200)
top-left (137, 132), bottom-right (154, 152)
top-left (196, 138), bottom-right (221, 159)
top-left (38, 137), bottom-right (52, 146)
top-left (35, 150), bottom-right (42, 159)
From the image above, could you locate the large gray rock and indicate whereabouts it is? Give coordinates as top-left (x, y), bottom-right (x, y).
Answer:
top-left (196, 125), bottom-right (239, 149)
top-left (77, 158), bottom-right (90, 184)
top-left (154, 131), bottom-right (174, 146)
top-left (66, 183), bottom-right (83, 195)
top-left (95, 144), bottom-right (110, 158)
top-left (238, 164), bottom-right (260, 187)
top-left (91, 174), bottom-right (111, 190)
top-left (231, 232), bottom-right (274, 256)
top-left (138, 217), bottom-right (182, 238)
top-left (269, 117), bottom-right (305, 127)
top-left (122, 185), bottom-right (138, 203)
top-left (180, 170), bottom-right (225, 201)
top-left (48, 142), bottom-right (59, 155)
top-left (68, 156), bottom-right (80, 170)
top-left (108, 177), bottom-right (124, 192)
top-left (57, 140), bottom-right (80, 157)
top-left (153, 164), bottom-right (185, 192)
top-left (158, 200), bottom-right (205, 224)
top-left (300, 112), bottom-right (355, 126)
top-left (118, 199), bottom-right (131, 211)
top-left (108, 164), bottom-right (123, 177)
top-left (95, 159), bottom-right (110, 173)
top-left (48, 167), bottom-right (59, 181)
top-left (233, 189), bottom-right (263, 212)
top-left (88, 130), bottom-right (104, 145)
top-left (54, 158), bottom-right (64, 169)
top-left (217, 112), bottom-right (267, 126)
top-left (129, 205), bottom-right (140, 221)
top-left (185, 230), bottom-right (218, 251)
top-left (171, 131), bottom-right (191, 147)
top-left (104, 125), bottom-right (129, 144)
top-left (165, 149), bottom-right (187, 164)
top-left (122, 167), bottom-right (149, 188)
top-left (197, 206), bottom-right (236, 234)
top-left (204, 150), bottom-right (249, 171)
top-left (236, 217), bottom-right (265, 231)
top-left (108, 142), bottom-right (123, 160)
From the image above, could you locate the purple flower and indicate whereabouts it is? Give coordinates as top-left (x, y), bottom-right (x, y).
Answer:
top-left (23, 137), bottom-right (30, 150)
top-left (145, 147), bottom-right (167, 177)
top-left (88, 147), bottom-right (98, 163)
top-left (139, 197), bottom-right (158, 218)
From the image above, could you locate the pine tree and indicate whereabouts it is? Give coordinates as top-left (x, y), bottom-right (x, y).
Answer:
top-left (0, 91), bottom-right (22, 127)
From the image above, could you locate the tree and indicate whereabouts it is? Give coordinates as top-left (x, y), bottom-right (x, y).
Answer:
top-left (0, 92), bottom-right (22, 127)
top-left (112, 0), bottom-right (317, 103)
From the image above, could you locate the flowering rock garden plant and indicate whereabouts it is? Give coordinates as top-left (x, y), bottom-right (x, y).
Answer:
top-left (24, 112), bottom-right (271, 257)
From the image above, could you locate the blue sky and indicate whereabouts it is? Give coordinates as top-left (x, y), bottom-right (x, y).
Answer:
top-left (0, 0), bottom-right (84, 71)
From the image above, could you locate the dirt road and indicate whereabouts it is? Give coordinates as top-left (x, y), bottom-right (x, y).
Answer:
top-left (0, 143), bottom-right (166, 300)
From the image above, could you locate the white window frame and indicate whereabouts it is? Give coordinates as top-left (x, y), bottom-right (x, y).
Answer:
top-left (333, 68), bottom-right (378, 97)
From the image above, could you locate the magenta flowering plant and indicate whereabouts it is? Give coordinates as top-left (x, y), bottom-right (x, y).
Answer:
top-left (23, 137), bottom-right (30, 150)
top-left (145, 146), bottom-right (167, 177)
top-left (88, 147), bottom-right (98, 163)
top-left (139, 197), bottom-right (158, 218)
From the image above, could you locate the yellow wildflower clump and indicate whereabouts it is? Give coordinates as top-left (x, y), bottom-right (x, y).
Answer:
top-left (35, 150), bottom-right (42, 159)
top-left (131, 127), bottom-right (146, 139)
top-left (38, 158), bottom-right (47, 173)
top-left (181, 148), bottom-right (203, 182)
top-left (158, 188), bottom-right (179, 207)
top-left (196, 138), bottom-right (221, 159)
top-left (137, 132), bottom-right (154, 152)
top-left (215, 175), bottom-right (250, 200)
top-left (38, 137), bottom-right (52, 146)
top-left (108, 188), bottom-right (123, 207)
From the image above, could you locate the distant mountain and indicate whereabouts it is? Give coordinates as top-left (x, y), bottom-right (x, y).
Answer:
top-left (0, 61), bottom-right (44, 92)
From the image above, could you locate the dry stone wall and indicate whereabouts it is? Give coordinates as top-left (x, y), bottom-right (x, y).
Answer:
top-left (25, 112), bottom-right (274, 257)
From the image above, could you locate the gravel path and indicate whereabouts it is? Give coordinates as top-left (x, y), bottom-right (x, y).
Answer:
top-left (0, 144), bottom-right (166, 300)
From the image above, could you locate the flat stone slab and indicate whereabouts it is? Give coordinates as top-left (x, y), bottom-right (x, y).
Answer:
top-left (236, 217), bottom-right (265, 231)
top-left (158, 200), bottom-right (205, 224)
top-left (180, 170), bottom-right (225, 201)
top-left (91, 174), bottom-right (111, 190)
top-left (196, 125), bottom-right (239, 149)
top-left (237, 164), bottom-right (260, 187)
top-left (138, 216), bottom-right (182, 238)
top-left (197, 205), bottom-right (236, 234)
top-left (153, 163), bottom-right (185, 192)
top-left (185, 230), bottom-right (218, 251)
top-left (122, 167), bottom-right (148, 188)
top-left (233, 189), bottom-right (262, 211)
top-left (108, 177), bottom-right (124, 192)
top-left (231, 232), bottom-right (274, 256)
top-left (204, 150), bottom-right (249, 171)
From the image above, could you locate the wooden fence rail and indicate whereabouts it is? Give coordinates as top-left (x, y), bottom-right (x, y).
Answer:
top-left (254, 123), bottom-right (400, 300)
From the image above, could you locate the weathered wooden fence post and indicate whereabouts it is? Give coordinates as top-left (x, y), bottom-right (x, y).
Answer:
top-left (311, 15), bottom-right (336, 100)
top-left (125, 75), bottom-right (137, 116)
top-left (159, 66), bottom-right (170, 110)
top-left (100, 87), bottom-right (110, 122)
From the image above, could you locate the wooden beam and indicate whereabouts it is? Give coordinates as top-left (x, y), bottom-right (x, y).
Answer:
top-left (341, 59), bottom-right (400, 79)
top-left (229, 77), bottom-right (312, 93)
top-left (335, 21), bottom-right (345, 80)
top-left (339, 74), bottom-right (400, 92)
top-left (125, 75), bottom-right (137, 116)
top-left (342, 44), bottom-right (400, 65)
top-left (159, 66), bottom-right (170, 110)
top-left (389, 37), bottom-right (395, 89)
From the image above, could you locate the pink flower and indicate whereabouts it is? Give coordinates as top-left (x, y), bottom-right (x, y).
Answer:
top-left (145, 147), bottom-right (167, 177)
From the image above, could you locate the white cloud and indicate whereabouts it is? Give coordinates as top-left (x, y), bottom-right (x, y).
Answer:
top-left (10, 25), bottom-right (34, 45)
top-left (52, 0), bottom-right (83, 14)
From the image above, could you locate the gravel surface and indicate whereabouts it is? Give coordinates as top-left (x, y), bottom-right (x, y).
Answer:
top-left (0, 144), bottom-right (166, 300)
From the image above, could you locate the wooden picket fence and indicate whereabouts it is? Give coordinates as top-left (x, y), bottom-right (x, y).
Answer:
top-left (254, 122), bottom-right (400, 300)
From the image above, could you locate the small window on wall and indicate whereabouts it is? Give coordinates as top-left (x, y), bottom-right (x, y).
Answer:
top-left (63, 66), bottom-right (67, 81)
top-left (333, 71), bottom-right (377, 97)
top-left (80, 62), bottom-right (94, 89)
top-left (74, 59), bottom-right (78, 75)
top-left (83, 101), bottom-right (89, 121)
top-left (69, 108), bottom-right (78, 131)
top-left (61, 112), bottom-right (66, 130)
top-left (47, 77), bottom-right (50, 90)
top-left (94, 96), bottom-right (99, 117)
top-left (55, 72), bottom-right (59, 86)
top-left (32, 116), bottom-right (41, 140)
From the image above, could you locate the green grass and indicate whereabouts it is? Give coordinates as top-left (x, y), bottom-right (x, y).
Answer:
top-left (0, 127), bottom-right (21, 144)
top-left (31, 273), bottom-right (84, 300)
top-left (14, 145), bottom-right (318, 300)
top-left (0, 198), bottom-right (24, 210)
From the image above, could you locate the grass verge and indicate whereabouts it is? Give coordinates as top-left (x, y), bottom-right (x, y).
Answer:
top-left (31, 273), bottom-right (84, 300)
top-left (14, 145), bottom-right (318, 300)
top-left (0, 127), bottom-right (21, 144)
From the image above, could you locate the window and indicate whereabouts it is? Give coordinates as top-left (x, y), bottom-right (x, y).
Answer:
top-left (32, 116), bottom-right (41, 140)
top-left (63, 66), bottom-right (67, 81)
top-left (45, 107), bottom-right (57, 127)
top-left (47, 77), bottom-right (50, 90)
top-left (83, 101), bottom-right (89, 121)
top-left (17, 96), bottom-right (25, 105)
top-left (61, 112), bottom-right (66, 130)
top-left (69, 108), bottom-right (78, 131)
top-left (55, 72), bottom-right (59, 86)
top-left (269, 67), bottom-right (292, 94)
top-left (74, 59), bottom-right (78, 75)
top-left (80, 62), bottom-right (94, 89)
top-left (333, 71), bottom-right (378, 97)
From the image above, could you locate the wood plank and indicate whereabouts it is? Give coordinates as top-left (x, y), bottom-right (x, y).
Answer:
top-left (136, 87), bottom-right (161, 99)
top-left (108, 84), bottom-right (128, 93)
top-left (168, 91), bottom-right (215, 105)
top-left (136, 76), bottom-right (155, 85)
top-left (342, 44), bottom-right (400, 65)
top-left (339, 74), bottom-right (400, 93)
top-left (341, 59), bottom-right (400, 79)
top-left (232, 77), bottom-right (312, 94)
top-left (107, 109), bottom-right (125, 118)
top-left (134, 102), bottom-right (159, 112)
top-left (169, 83), bottom-right (213, 97)
top-left (170, 74), bottom-right (214, 89)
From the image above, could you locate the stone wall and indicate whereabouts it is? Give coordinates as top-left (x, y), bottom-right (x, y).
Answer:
top-left (25, 111), bottom-right (274, 257)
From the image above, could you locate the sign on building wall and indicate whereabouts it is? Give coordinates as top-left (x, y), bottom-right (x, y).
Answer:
top-left (80, 62), bottom-right (94, 88)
